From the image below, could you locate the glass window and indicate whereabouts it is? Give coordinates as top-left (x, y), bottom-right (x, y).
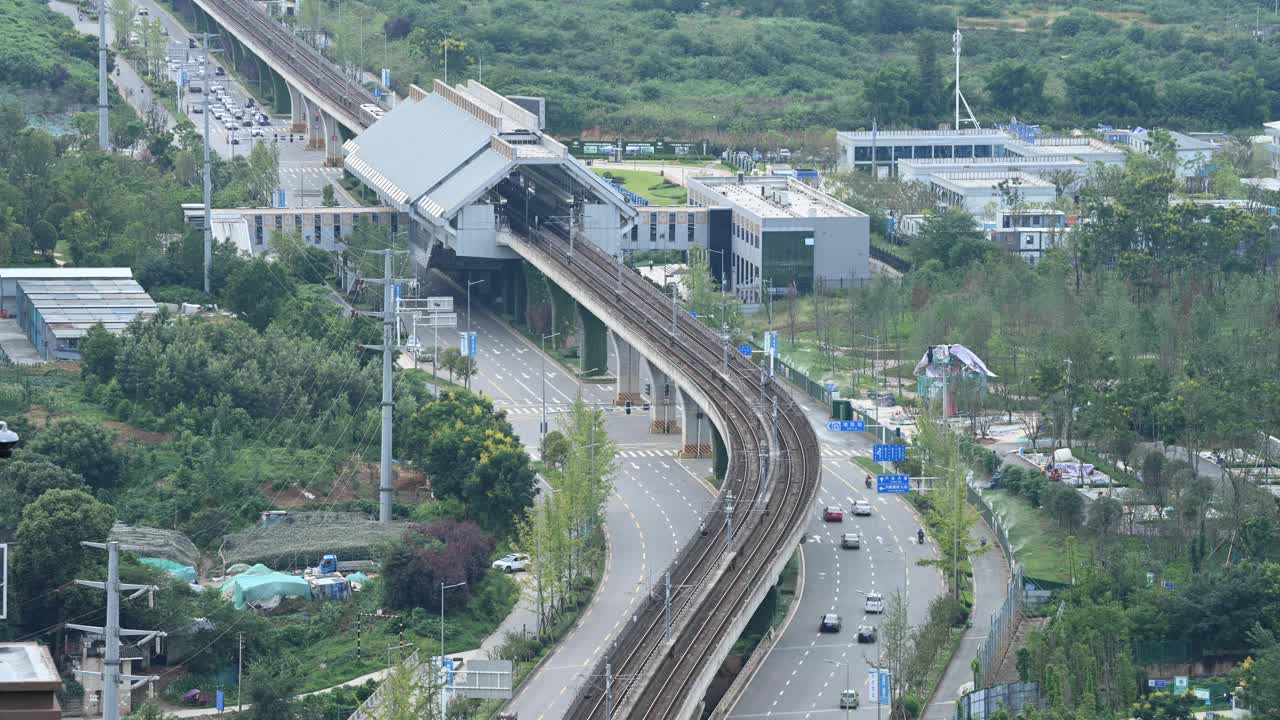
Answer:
top-left (631, 225), bottom-right (639, 244)
top-left (934, 145), bottom-right (953, 159)
top-left (650, 222), bottom-right (657, 244)
top-left (391, 213), bottom-right (398, 233)
top-left (955, 145), bottom-right (974, 159)
top-left (688, 215), bottom-right (695, 243)
top-left (314, 224), bottom-right (322, 242)
top-left (974, 144), bottom-right (992, 158)
top-left (893, 146), bottom-right (912, 160)
top-left (668, 220), bottom-right (675, 242)
top-left (874, 146), bottom-right (891, 162)
top-left (854, 146), bottom-right (871, 162)
top-left (915, 145), bottom-right (933, 159)
top-left (371, 213), bottom-right (380, 224)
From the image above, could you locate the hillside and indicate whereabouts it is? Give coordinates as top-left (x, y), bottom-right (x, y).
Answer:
top-left (0, 0), bottom-right (100, 109)
top-left (299, 0), bottom-right (1280, 145)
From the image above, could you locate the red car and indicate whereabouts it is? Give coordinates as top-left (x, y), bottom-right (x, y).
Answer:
top-left (823, 506), bottom-right (844, 522)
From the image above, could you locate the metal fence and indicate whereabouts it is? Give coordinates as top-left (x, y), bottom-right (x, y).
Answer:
top-left (956, 681), bottom-right (1040, 720)
top-left (970, 484), bottom-right (1023, 689)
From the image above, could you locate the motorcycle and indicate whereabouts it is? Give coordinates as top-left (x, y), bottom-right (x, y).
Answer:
top-left (864, 474), bottom-right (872, 489)
top-left (917, 529), bottom-right (925, 545)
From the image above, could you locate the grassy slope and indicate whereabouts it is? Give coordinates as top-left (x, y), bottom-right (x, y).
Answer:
top-left (0, 0), bottom-right (97, 105)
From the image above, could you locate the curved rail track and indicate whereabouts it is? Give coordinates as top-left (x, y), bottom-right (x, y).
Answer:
top-left (507, 223), bottom-right (820, 720)
top-left (195, 0), bottom-right (372, 129)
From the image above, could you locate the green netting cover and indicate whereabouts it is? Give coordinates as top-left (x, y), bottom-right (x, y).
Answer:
top-left (140, 557), bottom-right (197, 584)
top-left (346, 572), bottom-right (370, 585)
top-left (220, 564), bottom-right (312, 609)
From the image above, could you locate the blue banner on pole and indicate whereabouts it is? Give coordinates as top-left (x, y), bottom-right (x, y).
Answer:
top-left (469, 332), bottom-right (477, 357)
top-left (879, 670), bottom-right (891, 705)
top-left (877, 475), bottom-right (910, 494)
top-left (738, 345), bottom-right (752, 357)
top-left (873, 444), bottom-right (907, 463)
top-left (381, 68), bottom-right (391, 87)
top-left (216, 690), bottom-right (224, 712)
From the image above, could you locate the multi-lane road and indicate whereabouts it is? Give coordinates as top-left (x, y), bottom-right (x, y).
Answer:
top-left (49, 0), bottom-right (353, 207)
top-left (422, 273), bottom-right (716, 720)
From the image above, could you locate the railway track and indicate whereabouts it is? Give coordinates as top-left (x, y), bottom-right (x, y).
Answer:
top-left (196, 0), bottom-right (371, 129)
top-left (507, 224), bottom-right (820, 720)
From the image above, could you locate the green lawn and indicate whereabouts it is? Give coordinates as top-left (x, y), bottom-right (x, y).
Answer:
top-left (593, 168), bottom-right (687, 205)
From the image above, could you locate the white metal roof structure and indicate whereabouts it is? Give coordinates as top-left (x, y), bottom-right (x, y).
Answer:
top-left (343, 79), bottom-right (635, 237)
top-left (18, 278), bottom-right (156, 339)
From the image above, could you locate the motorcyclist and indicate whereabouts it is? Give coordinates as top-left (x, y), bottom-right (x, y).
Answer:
top-left (864, 473), bottom-right (872, 489)
top-left (917, 528), bottom-right (925, 544)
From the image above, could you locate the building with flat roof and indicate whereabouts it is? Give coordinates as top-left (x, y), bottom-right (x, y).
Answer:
top-left (14, 276), bottom-right (156, 361)
top-left (0, 643), bottom-right (63, 719)
top-left (0, 268), bottom-right (133, 317)
top-left (836, 128), bottom-right (1014, 176)
top-left (687, 174), bottom-right (869, 302)
top-left (837, 128), bottom-right (1127, 177)
top-left (928, 170), bottom-right (1057, 220)
top-left (181, 204), bottom-right (407, 255)
top-left (898, 155), bottom-right (1089, 189)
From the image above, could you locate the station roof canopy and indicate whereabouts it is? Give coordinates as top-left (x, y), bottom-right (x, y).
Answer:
top-left (344, 79), bottom-right (632, 230)
top-left (18, 278), bottom-right (156, 339)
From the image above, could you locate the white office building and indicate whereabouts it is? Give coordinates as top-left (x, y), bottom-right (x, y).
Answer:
top-left (928, 170), bottom-right (1057, 221)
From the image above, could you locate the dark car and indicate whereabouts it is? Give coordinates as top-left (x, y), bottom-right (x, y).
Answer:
top-left (819, 613), bottom-right (842, 633)
top-left (856, 624), bottom-right (877, 643)
top-left (841, 532), bottom-right (861, 549)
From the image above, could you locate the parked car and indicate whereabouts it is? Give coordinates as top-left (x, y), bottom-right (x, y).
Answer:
top-left (856, 625), bottom-right (877, 643)
top-left (823, 506), bottom-right (844, 522)
top-left (864, 592), bottom-right (884, 614)
top-left (819, 613), bottom-right (842, 633)
top-left (852, 500), bottom-right (872, 517)
top-left (841, 532), bottom-right (861, 549)
top-left (839, 691), bottom-right (860, 709)
top-left (492, 553), bottom-right (529, 573)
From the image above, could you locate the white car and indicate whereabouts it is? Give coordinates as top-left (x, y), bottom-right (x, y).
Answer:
top-left (250, 127), bottom-right (265, 137)
top-left (864, 591), bottom-right (884, 614)
top-left (852, 500), bottom-right (872, 516)
top-left (492, 553), bottom-right (529, 573)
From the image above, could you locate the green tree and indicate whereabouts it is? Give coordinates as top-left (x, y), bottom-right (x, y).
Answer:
top-left (372, 658), bottom-right (439, 720)
top-left (13, 489), bottom-right (115, 632)
top-left (108, 0), bottom-right (135, 49)
top-left (469, 434), bottom-right (537, 534)
top-left (26, 417), bottom-right (124, 493)
top-left (985, 61), bottom-right (1046, 115)
top-left (79, 322), bottom-right (122, 381)
top-left (245, 655), bottom-right (302, 720)
top-left (245, 141), bottom-right (281, 206)
top-left (540, 430), bottom-right (570, 471)
top-left (321, 183), bottom-right (337, 207)
top-left (1131, 691), bottom-right (1197, 720)
top-left (222, 258), bottom-right (296, 331)
top-left (910, 208), bottom-right (992, 270)
top-left (0, 456), bottom-right (89, 524)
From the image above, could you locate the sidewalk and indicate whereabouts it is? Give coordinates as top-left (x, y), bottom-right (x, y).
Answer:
top-left (923, 517), bottom-right (1008, 719)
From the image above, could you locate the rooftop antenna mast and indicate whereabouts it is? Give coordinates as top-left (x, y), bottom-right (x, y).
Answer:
top-left (953, 21), bottom-right (980, 130)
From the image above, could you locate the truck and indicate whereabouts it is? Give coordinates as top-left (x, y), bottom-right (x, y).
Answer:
top-left (316, 554), bottom-right (377, 575)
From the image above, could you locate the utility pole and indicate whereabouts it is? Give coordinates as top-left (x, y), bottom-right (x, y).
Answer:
top-left (97, 0), bottom-right (108, 151)
top-left (237, 632), bottom-right (244, 711)
top-left (70, 542), bottom-right (165, 720)
top-left (605, 663), bottom-right (614, 720)
top-left (869, 117), bottom-right (876, 179)
top-left (670, 283), bottom-right (678, 336)
top-left (359, 245), bottom-right (411, 525)
top-left (725, 492), bottom-right (736, 549)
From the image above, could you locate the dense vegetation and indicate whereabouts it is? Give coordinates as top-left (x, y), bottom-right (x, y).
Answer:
top-left (259, 0), bottom-right (1280, 144)
top-left (0, 0), bottom-right (100, 108)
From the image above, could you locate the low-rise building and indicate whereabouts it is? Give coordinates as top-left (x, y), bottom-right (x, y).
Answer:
top-left (687, 174), bottom-right (870, 304)
top-left (0, 642), bottom-right (63, 720)
top-left (928, 170), bottom-right (1057, 221)
top-left (836, 128), bottom-right (1013, 176)
top-left (991, 210), bottom-right (1070, 266)
top-left (12, 274), bottom-right (156, 361)
top-left (181, 204), bottom-right (408, 255)
top-left (0, 268), bottom-right (133, 318)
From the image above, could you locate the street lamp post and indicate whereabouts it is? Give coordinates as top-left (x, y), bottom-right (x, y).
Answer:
top-left (541, 332), bottom-right (560, 439)
top-left (827, 659), bottom-right (852, 720)
top-left (465, 278), bottom-right (485, 389)
top-left (439, 580), bottom-right (467, 718)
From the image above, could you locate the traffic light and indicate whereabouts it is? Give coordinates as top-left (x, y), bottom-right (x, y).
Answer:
top-left (625, 401), bottom-right (632, 415)
top-left (645, 382), bottom-right (651, 395)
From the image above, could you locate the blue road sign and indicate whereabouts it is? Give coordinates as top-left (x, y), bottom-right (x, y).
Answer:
top-left (840, 420), bottom-right (866, 432)
top-left (768, 331), bottom-right (778, 353)
top-left (1162, 580), bottom-right (1175, 590)
top-left (738, 345), bottom-right (752, 357)
top-left (274, 190), bottom-right (287, 208)
top-left (381, 68), bottom-right (391, 87)
top-left (825, 383), bottom-right (837, 392)
top-left (877, 475), bottom-right (910, 494)
top-left (873, 444), bottom-right (907, 463)
top-left (1149, 679), bottom-right (1168, 689)
top-left (689, 310), bottom-right (698, 317)
top-left (468, 332), bottom-right (477, 357)
top-left (372, 86), bottom-right (382, 98)
top-left (826, 421), bottom-right (840, 431)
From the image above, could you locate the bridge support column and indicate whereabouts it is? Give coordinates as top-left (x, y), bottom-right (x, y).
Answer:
top-left (502, 261), bottom-right (526, 322)
top-left (303, 96), bottom-right (323, 150)
top-left (679, 389), bottom-right (713, 459)
top-left (609, 331), bottom-right (642, 406)
top-left (287, 83), bottom-right (306, 133)
top-left (320, 111), bottom-right (342, 166)
top-left (577, 305), bottom-right (607, 379)
top-left (646, 359), bottom-right (678, 434)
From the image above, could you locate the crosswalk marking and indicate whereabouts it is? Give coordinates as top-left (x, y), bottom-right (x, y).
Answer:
top-left (819, 448), bottom-right (863, 458)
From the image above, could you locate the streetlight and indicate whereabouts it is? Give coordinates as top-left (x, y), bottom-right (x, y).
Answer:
top-left (440, 580), bottom-right (467, 717)
top-left (923, 460), bottom-right (968, 599)
top-left (540, 332), bottom-right (560, 439)
top-left (826, 658), bottom-right (852, 720)
top-left (465, 277), bottom-right (485, 389)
